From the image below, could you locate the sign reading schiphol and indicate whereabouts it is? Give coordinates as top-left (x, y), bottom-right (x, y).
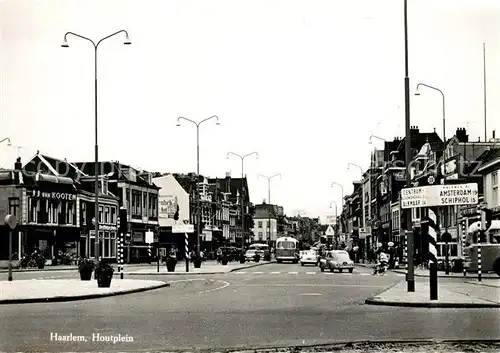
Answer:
top-left (172, 224), bottom-right (194, 233)
top-left (401, 182), bottom-right (478, 209)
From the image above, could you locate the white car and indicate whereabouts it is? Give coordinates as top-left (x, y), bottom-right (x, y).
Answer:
top-left (245, 250), bottom-right (261, 262)
top-left (300, 250), bottom-right (319, 266)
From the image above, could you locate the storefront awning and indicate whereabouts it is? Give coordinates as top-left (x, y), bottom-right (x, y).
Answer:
top-left (487, 220), bottom-right (500, 232)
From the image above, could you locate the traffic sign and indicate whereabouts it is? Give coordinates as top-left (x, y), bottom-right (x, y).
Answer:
top-left (145, 231), bottom-right (154, 244)
top-left (401, 183), bottom-right (478, 209)
top-left (4, 214), bottom-right (17, 230)
top-left (172, 224), bottom-right (194, 233)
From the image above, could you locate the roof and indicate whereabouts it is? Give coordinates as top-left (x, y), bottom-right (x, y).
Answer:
top-left (74, 161), bottom-right (160, 189)
top-left (477, 148), bottom-right (500, 173)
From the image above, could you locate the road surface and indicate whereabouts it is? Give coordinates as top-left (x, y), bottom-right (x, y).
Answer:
top-left (1, 263), bottom-right (499, 352)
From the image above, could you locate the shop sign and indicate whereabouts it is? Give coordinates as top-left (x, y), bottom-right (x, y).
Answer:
top-left (31, 190), bottom-right (77, 201)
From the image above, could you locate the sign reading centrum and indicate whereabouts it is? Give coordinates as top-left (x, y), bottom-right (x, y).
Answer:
top-left (401, 183), bottom-right (478, 209)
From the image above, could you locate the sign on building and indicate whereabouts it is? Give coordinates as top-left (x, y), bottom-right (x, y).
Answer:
top-left (172, 224), bottom-right (194, 233)
top-left (401, 183), bottom-right (478, 209)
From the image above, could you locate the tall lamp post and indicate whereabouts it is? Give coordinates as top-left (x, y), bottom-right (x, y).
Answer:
top-left (414, 83), bottom-right (446, 143)
top-left (369, 135), bottom-right (387, 144)
top-left (258, 173), bottom-right (281, 243)
top-left (0, 138), bottom-right (11, 146)
top-left (62, 30), bottom-right (131, 261)
top-left (227, 152), bottom-right (259, 248)
top-left (330, 201), bottom-right (338, 248)
top-left (403, 0), bottom-right (415, 292)
top-left (415, 82), bottom-right (449, 274)
top-left (177, 115), bottom-right (220, 254)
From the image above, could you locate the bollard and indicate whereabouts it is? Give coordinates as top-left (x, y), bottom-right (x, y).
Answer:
top-left (427, 208), bottom-right (438, 300)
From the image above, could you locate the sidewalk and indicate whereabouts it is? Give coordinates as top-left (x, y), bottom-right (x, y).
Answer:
top-left (0, 278), bottom-right (169, 304)
top-left (127, 260), bottom-right (274, 275)
top-left (0, 262), bottom-right (154, 273)
top-left (365, 279), bottom-right (500, 308)
top-left (356, 263), bottom-right (499, 279)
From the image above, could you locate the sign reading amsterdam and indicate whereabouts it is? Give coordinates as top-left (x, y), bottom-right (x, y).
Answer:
top-left (401, 183), bottom-right (478, 209)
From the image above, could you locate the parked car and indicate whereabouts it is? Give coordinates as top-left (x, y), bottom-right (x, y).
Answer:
top-left (245, 249), bottom-right (258, 262)
top-left (300, 250), bottom-right (319, 266)
top-left (319, 250), bottom-right (354, 273)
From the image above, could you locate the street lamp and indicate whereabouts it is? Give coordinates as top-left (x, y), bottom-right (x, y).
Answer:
top-left (177, 115), bottom-right (220, 254)
top-left (331, 182), bottom-right (344, 208)
top-left (347, 163), bottom-right (363, 177)
top-left (227, 151), bottom-right (259, 248)
top-left (369, 135), bottom-right (386, 144)
top-left (0, 137), bottom-right (11, 146)
top-left (415, 83), bottom-right (446, 142)
top-left (257, 173), bottom-right (281, 244)
top-left (329, 201), bottom-right (338, 219)
top-left (61, 30), bottom-right (131, 261)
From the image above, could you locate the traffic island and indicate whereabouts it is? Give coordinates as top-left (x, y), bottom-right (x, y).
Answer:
top-left (0, 279), bottom-right (169, 304)
top-left (365, 280), bottom-right (500, 308)
top-left (126, 261), bottom-right (274, 275)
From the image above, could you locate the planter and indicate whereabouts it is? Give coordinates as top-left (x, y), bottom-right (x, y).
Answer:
top-left (166, 258), bottom-right (177, 272)
top-left (239, 257), bottom-right (245, 264)
top-left (79, 270), bottom-right (93, 281)
top-left (37, 262), bottom-right (45, 269)
top-left (193, 259), bottom-right (202, 268)
top-left (221, 259), bottom-right (228, 265)
top-left (254, 255), bottom-right (261, 263)
top-left (96, 273), bottom-right (113, 288)
top-left (263, 253), bottom-right (271, 262)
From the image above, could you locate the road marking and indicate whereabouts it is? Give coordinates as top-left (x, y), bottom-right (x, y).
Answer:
top-left (252, 271), bottom-right (263, 274)
top-left (231, 283), bottom-right (388, 288)
top-left (305, 272), bottom-right (316, 275)
top-left (298, 293), bottom-right (322, 296)
top-left (288, 272), bottom-right (298, 274)
top-left (342, 273), bottom-right (352, 276)
top-left (199, 280), bottom-right (230, 294)
top-left (236, 271), bottom-right (247, 274)
top-left (270, 271), bottom-right (281, 274)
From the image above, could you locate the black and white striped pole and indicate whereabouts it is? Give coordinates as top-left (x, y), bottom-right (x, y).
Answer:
top-left (461, 220), bottom-right (467, 277)
top-left (426, 207), bottom-right (439, 300)
top-left (118, 233), bottom-right (124, 279)
top-left (185, 232), bottom-right (189, 272)
top-left (118, 207), bottom-right (127, 280)
top-left (478, 209), bottom-right (486, 282)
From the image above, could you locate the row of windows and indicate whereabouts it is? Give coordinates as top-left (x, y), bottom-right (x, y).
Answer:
top-left (88, 232), bottom-right (117, 258)
top-left (27, 199), bottom-right (76, 225)
top-left (127, 191), bottom-right (158, 217)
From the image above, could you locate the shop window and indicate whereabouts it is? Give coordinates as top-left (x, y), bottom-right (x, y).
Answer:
top-left (110, 232), bottom-right (116, 257)
top-left (103, 232), bottom-right (110, 258)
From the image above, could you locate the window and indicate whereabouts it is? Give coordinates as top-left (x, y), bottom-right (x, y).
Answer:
top-left (103, 232), bottom-right (110, 258)
top-left (111, 207), bottom-right (116, 224)
top-left (258, 232), bottom-right (263, 237)
top-left (82, 202), bottom-right (86, 225)
top-left (8, 198), bottom-right (20, 217)
top-left (143, 193), bottom-right (147, 209)
top-left (258, 221), bottom-right (262, 228)
top-left (67, 202), bottom-right (74, 225)
top-left (104, 206), bottom-right (110, 224)
top-left (110, 232), bottom-right (116, 257)
top-left (492, 171), bottom-right (498, 206)
top-left (99, 206), bottom-right (103, 223)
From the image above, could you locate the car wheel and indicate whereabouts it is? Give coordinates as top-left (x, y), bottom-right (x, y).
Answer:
top-left (349, 268), bottom-right (353, 273)
top-left (320, 266), bottom-right (324, 272)
top-left (330, 267), bottom-right (334, 272)
top-left (339, 269), bottom-right (343, 273)
top-left (301, 263), bottom-right (304, 266)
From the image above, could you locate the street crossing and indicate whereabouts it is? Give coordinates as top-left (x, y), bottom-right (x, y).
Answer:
top-left (232, 270), bottom-right (404, 276)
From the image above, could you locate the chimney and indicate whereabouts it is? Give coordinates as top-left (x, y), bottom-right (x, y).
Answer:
top-left (14, 157), bottom-right (22, 171)
top-left (410, 125), bottom-right (419, 133)
top-left (225, 172), bottom-right (230, 178)
top-left (455, 127), bottom-right (468, 143)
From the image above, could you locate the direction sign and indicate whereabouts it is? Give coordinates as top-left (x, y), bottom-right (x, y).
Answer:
top-left (172, 224), bottom-right (194, 233)
top-left (145, 231), bottom-right (154, 244)
top-left (401, 182), bottom-right (478, 209)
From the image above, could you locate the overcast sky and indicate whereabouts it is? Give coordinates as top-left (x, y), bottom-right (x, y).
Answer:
top-left (1, 0), bottom-right (499, 217)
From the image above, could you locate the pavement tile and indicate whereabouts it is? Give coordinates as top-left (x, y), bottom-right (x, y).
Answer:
top-left (0, 279), bottom-right (168, 303)
top-left (366, 280), bottom-right (500, 308)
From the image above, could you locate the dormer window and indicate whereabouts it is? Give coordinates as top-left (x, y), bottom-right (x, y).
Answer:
top-left (101, 179), bottom-right (108, 194)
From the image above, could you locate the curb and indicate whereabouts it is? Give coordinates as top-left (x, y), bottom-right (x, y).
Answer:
top-left (0, 263), bottom-right (154, 273)
top-left (364, 298), bottom-right (500, 308)
top-left (122, 261), bottom-right (275, 276)
top-left (0, 282), bottom-right (170, 305)
top-left (208, 338), bottom-right (500, 352)
top-left (466, 281), bottom-right (500, 288)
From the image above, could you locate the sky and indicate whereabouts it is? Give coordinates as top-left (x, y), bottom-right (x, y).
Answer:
top-left (1, 0), bottom-right (500, 218)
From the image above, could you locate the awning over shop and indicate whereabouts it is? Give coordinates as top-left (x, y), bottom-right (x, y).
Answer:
top-left (487, 220), bottom-right (500, 232)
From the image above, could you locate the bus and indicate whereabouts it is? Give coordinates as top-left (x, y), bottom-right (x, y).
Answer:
top-left (275, 237), bottom-right (299, 263)
top-left (464, 223), bottom-right (500, 276)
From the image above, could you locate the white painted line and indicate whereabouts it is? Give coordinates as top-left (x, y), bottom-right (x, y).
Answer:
top-left (252, 271), bottom-right (263, 274)
top-left (168, 278), bottom-right (207, 283)
top-left (360, 273), bottom-right (370, 276)
top-left (232, 283), bottom-right (388, 288)
top-left (236, 271), bottom-right (247, 274)
top-left (305, 272), bottom-right (316, 275)
top-left (342, 273), bottom-right (352, 275)
top-left (298, 293), bottom-right (322, 296)
top-left (288, 272), bottom-right (298, 274)
top-left (270, 271), bottom-right (281, 274)
top-left (199, 280), bottom-right (230, 294)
